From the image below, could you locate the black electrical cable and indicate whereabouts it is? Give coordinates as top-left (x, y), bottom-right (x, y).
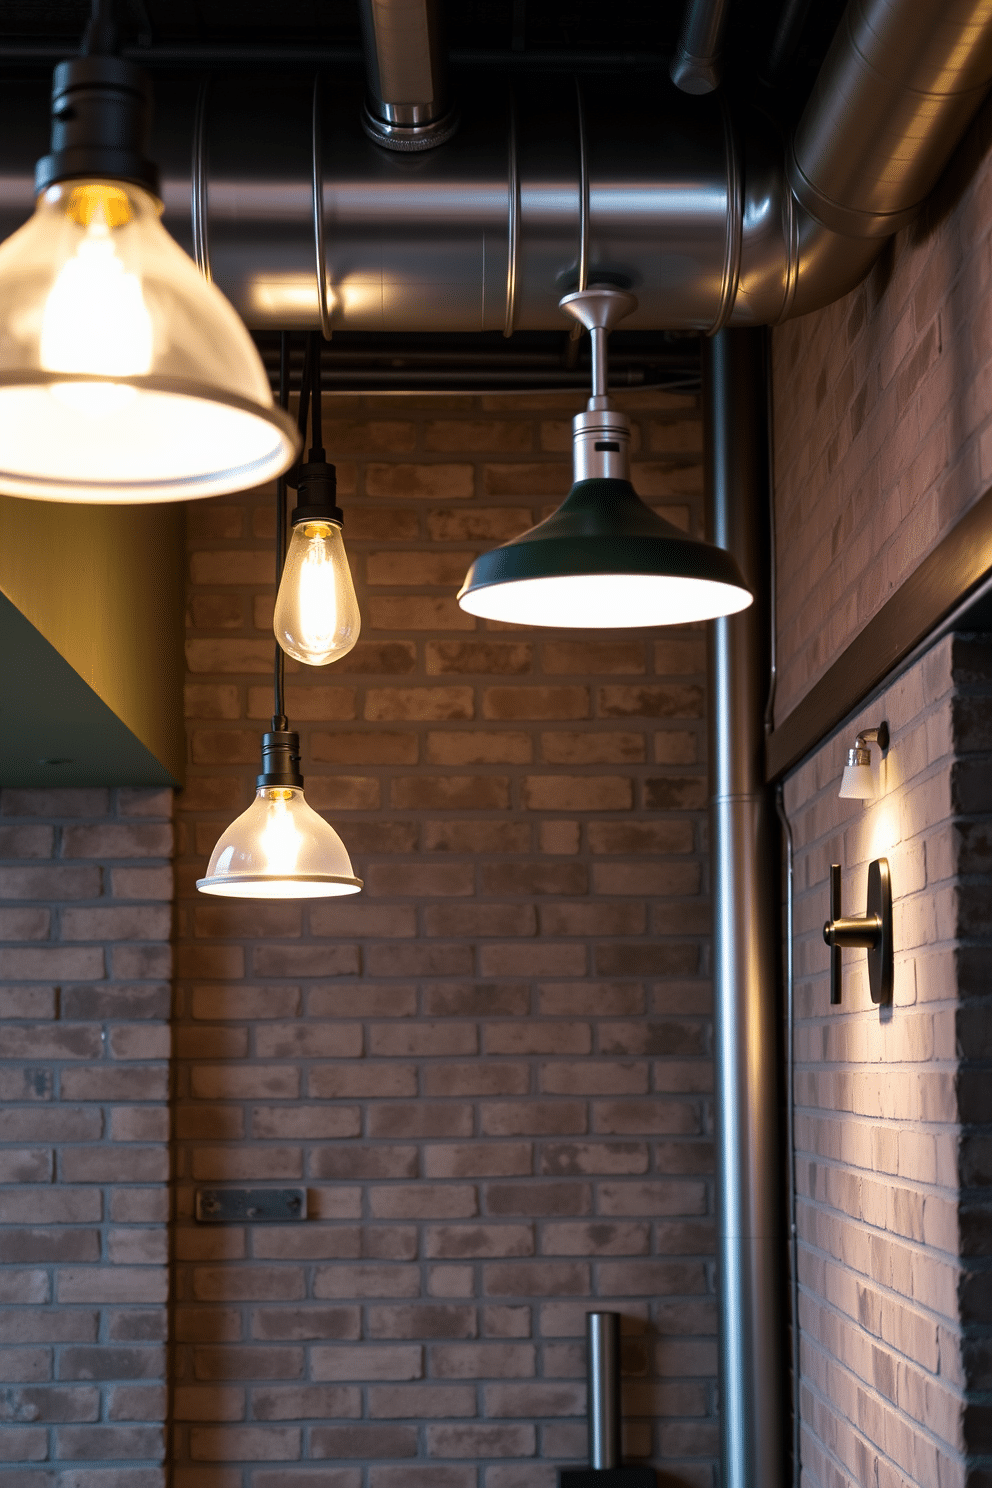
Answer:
top-left (297, 333), bottom-right (314, 451)
top-left (309, 329), bottom-right (324, 457)
top-left (82, 0), bottom-right (118, 55)
top-left (273, 330), bottom-right (290, 729)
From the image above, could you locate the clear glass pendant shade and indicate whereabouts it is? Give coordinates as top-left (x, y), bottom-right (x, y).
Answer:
top-left (273, 520), bottom-right (361, 665)
top-left (0, 180), bottom-right (298, 501)
top-left (196, 786), bottom-right (362, 899)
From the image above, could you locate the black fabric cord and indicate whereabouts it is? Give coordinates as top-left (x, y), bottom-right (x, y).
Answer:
top-left (297, 334), bottom-right (314, 448)
top-left (273, 330), bottom-right (290, 730)
top-left (309, 330), bottom-right (324, 458)
top-left (82, 0), bottom-right (118, 54)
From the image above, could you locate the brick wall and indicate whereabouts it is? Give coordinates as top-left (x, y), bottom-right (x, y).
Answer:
top-left (771, 115), bottom-right (992, 723)
top-left (783, 633), bottom-right (992, 1487)
top-left (0, 786), bottom-right (173, 1486)
top-left (172, 389), bottom-right (719, 1488)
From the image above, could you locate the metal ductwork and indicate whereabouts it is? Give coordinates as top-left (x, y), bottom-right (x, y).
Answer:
top-left (0, 0), bottom-right (988, 334)
top-left (790, 0), bottom-right (992, 239)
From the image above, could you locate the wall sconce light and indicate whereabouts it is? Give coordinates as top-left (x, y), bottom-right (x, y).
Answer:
top-left (838, 722), bottom-right (888, 799)
top-left (0, 0), bottom-right (298, 502)
top-left (456, 287), bottom-right (752, 628)
top-left (822, 859), bottom-right (892, 1005)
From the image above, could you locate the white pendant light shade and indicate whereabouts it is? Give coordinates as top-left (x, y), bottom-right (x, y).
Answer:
top-left (197, 786), bottom-right (362, 899)
top-left (0, 180), bottom-right (298, 501)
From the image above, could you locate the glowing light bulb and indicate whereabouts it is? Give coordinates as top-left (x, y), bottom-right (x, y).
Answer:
top-left (274, 520), bottom-right (361, 666)
top-left (257, 790), bottom-right (303, 875)
top-left (40, 186), bottom-right (152, 414)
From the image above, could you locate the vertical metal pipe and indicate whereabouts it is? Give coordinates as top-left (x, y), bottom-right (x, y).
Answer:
top-left (586, 1311), bottom-right (621, 1470)
top-left (703, 328), bottom-right (784, 1488)
top-left (357, 0), bottom-right (457, 150)
top-left (670, 0), bottom-right (731, 93)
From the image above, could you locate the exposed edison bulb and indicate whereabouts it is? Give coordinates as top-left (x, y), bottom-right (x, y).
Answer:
top-left (197, 786), bottom-right (361, 899)
top-left (274, 520), bottom-right (361, 666)
top-left (257, 789), bottom-right (304, 875)
top-left (40, 185), bottom-right (152, 414)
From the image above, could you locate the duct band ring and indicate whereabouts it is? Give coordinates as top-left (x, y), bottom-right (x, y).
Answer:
top-left (503, 87), bottom-right (519, 339)
top-left (312, 73), bottom-right (333, 340)
top-left (191, 75), bottom-right (212, 282)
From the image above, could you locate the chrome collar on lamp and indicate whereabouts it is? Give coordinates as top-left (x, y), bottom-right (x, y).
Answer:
top-left (838, 722), bottom-right (889, 800)
top-left (0, 2), bottom-right (298, 503)
top-left (457, 288), bottom-right (752, 628)
top-left (197, 725), bottom-right (362, 899)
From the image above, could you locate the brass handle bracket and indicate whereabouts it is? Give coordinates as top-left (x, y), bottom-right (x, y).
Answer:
top-left (823, 857), bottom-right (892, 1006)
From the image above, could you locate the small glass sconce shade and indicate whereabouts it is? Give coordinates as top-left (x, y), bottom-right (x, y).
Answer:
top-left (838, 723), bottom-right (888, 800)
top-left (838, 754), bottom-right (875, 799)
top-left (197, 786), bottom-right (362, 899)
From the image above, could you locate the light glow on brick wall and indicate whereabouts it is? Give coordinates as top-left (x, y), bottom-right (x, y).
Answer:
top-left (173, 389), bottom-right (718, 1488)
top-left (783, 633), bottom-right (992, 1486)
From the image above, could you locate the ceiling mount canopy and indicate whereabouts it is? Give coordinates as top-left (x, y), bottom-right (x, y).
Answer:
top-left (0, 0), bottom-right (298, 504)
top-left (457, 286), bottom-right (753, 629)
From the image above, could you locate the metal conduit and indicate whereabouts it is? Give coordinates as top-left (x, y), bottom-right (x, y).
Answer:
top-left (670, 0), bottom-right (732, 94)
top-left (0, 0), bottom-right (989, 332)
top-left (704, 327), bottom-right (783, 1488)
top-left (357, 0), bottom-right (458, 150)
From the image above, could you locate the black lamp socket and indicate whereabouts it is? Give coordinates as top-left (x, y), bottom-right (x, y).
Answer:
top-left (257, 730), bottom-right (304, 790)
top-left (290, 457), bottom-right (343, 528)
top-left (35, 54), bottom-right (160, 197)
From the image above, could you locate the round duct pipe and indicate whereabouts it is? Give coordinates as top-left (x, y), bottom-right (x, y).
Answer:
top-left (0, 0), bottom-right (991, 338)
top-left (0, 67), bottom-right (860, 334)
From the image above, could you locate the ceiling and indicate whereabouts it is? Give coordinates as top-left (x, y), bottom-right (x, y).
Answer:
top-left (0, 0), bottom-right (848, 127)
top-left (0, 0), bottom-right (851, 395)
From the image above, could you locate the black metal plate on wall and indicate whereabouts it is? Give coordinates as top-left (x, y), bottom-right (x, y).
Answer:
top-left (559, 1471), bottom-right (656, 1487)
top-left (195, 1188), bottom-right (307, 1222)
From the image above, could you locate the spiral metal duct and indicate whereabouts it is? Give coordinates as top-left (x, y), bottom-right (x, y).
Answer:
top-left (0, 0), bottom-right (988, 333)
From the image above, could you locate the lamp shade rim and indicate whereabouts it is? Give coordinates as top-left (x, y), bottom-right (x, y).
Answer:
top-left (0, 373), bottom-right (300, 501)
top-left (197, 872), bottom-right (364, 894)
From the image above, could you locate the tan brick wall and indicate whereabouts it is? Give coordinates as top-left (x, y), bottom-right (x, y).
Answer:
top-left (0, 786), bottom-right (173, 1485)
top-left (172, 390), bottom-right (719, 1487)
top-left (771, 127), bottom-right (992, 723)
top-left (783, 633), bottom-right (992, 1488)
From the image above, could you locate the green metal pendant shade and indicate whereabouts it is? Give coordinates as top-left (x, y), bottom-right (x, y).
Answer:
top-left (457, 478), bottom-right (752, 629)
top-left (457, 287), bottom-right (753, 630)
